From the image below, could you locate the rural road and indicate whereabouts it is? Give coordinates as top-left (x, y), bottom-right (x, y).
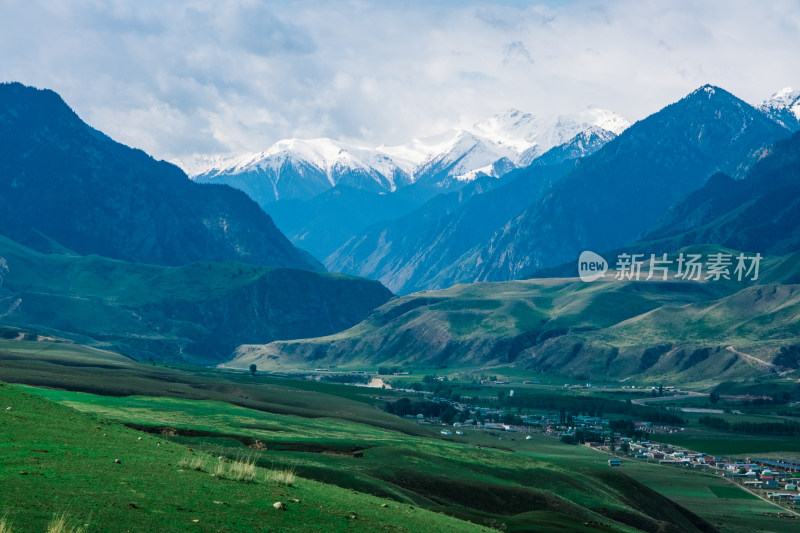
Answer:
top-left (631, 391), bottom-right (706, 406)
top-left (721, 476), bottom-right (800, 518)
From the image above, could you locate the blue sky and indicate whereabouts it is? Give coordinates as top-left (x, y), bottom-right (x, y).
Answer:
top-left (2, 0), bottom-right (798, 166)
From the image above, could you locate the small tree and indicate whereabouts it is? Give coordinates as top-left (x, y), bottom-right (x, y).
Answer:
top-left (249, 364), bottom-right (257, 377)
top-left (709, 391), bottom-right (720, 404)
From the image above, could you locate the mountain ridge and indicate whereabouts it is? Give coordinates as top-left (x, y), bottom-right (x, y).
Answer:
top-left (0, 82), bottom-right (322, 271)
top-left (460, 84), bottom-right (793, 282)
top-left (189, 106), bottom-right (630, 207)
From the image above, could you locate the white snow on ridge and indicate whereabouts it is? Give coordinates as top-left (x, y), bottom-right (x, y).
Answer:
top-left (377, 106), bottom-right (630, 184)
top-left (192, 138), bottom-right (405, 191)
top-left (376, 128), bottom-right (462, 172)
top-left (759, 87), bottom-right (800, 120)
top-left (187, 106), bottom-right (631, 190)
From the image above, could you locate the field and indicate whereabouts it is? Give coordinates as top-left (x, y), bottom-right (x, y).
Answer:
top-left (2, 336), bottom-right (800, 531)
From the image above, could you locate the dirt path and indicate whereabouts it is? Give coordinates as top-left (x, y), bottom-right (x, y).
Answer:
top-left (725, 345), bottom-right (781, 372)
top-left (631, 390), bottom-right (706, 406)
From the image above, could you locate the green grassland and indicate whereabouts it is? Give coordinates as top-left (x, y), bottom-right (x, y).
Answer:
top-left (15, 384), bottom-right (716, 533)
top-left (0, 234), bottom-right (391, 364)
top-left (0, 336), bottom-right (421, 435)
top-left (0, 381), bottom-right (491, 533)
top-left (0, 340), bottom-right (721, 532)
top-left (655, 427), bottom-right (800, 456)
top-left (228, 250), bottom-right (800, 385)
top-left (27, 385), bottom-right (798, 533)
top-left (3, 331), bottom-right (800, 531)
top-left (619, 461), bottom-right (798, 533)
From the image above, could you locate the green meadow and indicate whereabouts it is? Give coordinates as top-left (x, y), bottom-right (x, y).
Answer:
top-left (2, 336), bottom-right (799, 532)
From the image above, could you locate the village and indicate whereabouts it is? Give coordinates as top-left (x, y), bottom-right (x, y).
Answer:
top-left (403, 394), bottom-right (800, 516)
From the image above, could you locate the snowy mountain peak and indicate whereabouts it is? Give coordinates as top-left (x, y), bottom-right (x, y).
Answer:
top-left (189, 104), bottom-right (630, 202)
top-left (760, 87), bottom-right (800, 110)
top-left (756, 87), bottom-right (800, 131)
top-left (194, 137), bottom-right (406, 190)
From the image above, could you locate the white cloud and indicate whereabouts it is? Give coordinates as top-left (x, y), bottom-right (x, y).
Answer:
top-left (1, 0), bottom-right (798, 167)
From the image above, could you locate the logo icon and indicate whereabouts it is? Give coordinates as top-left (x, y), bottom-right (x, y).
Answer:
top-left (578, 251), bottom-right (607, 282)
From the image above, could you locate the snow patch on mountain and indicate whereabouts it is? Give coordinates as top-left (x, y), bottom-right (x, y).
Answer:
top-left (759, 87), bottom-right (800, 120)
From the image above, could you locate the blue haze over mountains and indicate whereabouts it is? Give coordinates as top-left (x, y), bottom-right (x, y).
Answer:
top-left (196, 84), bottom-right (797, 294)
top-left (2, 80), bottom-right (800, 306)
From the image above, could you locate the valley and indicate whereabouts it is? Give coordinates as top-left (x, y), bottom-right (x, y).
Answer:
top-left (2, 335), bottom-right (799, 532)
top-left (2, 47), bottom-right (800, 532)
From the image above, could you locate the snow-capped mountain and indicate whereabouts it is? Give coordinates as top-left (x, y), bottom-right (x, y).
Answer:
top-left (378, 107), bottom-right (630, 190)
top-left (189, 107), bottom-right (630, 205)
top-left (529, 125), bottom-right (618, 168)
top-left (757, 87), bottom-right (800, 131)
top-left (193, 138), bottom-right (411, 206)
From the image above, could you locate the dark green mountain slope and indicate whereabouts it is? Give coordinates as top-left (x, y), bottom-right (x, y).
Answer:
top-left (639, 130), bottom-right (800, 255)
top-left (0, 235), bottom-right (391, 364)
top-left (464, 85), bottom-right (791, 282)
top-left (0, 82), bottom-right (320, 270)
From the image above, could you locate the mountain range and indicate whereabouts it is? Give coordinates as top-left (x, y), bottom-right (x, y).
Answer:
top-left (190, 108), bottom-right (631, 262)
top-left (4, 80), bottom-right (800, 383)
top-left (189, 85), bottom-right (799, 295)
top-left (191, 107), bottom-right (630, 204)
top-left (230, 116), bottom-right (800, 381)
top-left (0, 82), bottom-right (394, 362)
top-left (327, 85), bottom-right (792, 293)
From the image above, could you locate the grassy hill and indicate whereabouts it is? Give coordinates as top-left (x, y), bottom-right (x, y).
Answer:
top-left (0, 373), bottom-right (717, 532)
top-left (0, 234), bottom-right (392, 364)
top-left (0, 380), bottom-right (493, 533)
top-left (228, 250), bottom-right (800, 384)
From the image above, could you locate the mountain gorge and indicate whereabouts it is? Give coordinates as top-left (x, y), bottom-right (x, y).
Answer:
top-left (639, 129), bottom-right (800, 256)
top-left (190, 107), bottom-right (630, 264)
top-left (324, 146), bottom-right (591, 294)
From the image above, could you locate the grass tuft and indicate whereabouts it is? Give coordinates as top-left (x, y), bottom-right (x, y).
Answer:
top-left (211, 457), bottom-right (227, 477)
top-left (225, 453), bottom-right (257, 482)
top-left (265, 465), bottom-right (297, 486)
top-left (177, 454), bottom-right (207, 472)
top-left (46, 513), bottom-right (84, 533)
top-left (0, 516), bottom-right (12, 533)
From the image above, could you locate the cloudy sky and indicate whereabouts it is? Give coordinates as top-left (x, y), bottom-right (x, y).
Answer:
top-left (2, 0), bottom-right (799, 170)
